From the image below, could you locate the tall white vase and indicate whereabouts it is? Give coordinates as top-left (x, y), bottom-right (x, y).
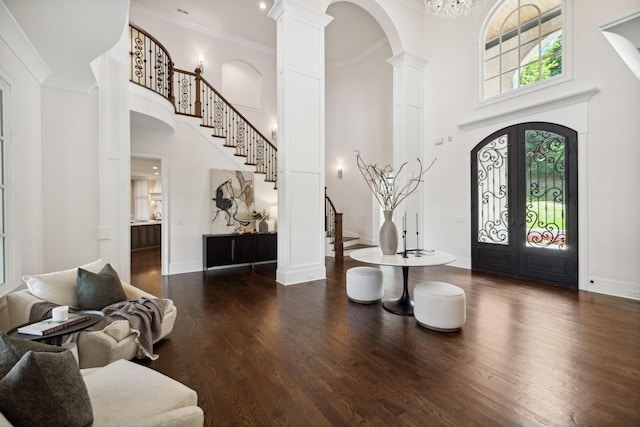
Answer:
top-left (379, 210), bottom-right (398, 255)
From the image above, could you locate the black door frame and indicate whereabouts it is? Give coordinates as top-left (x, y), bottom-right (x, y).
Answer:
top-left (471, 122), bottom-right (578, 288)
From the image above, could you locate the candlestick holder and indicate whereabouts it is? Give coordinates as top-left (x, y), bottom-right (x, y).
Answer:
top-left (402, 229), bottom-right (408, 258)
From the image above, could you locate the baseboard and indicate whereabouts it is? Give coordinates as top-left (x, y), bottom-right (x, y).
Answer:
top-left (276, 264), bottom-right (326, 286)
top-left (449, 257), bottom-right (471, 270)
top-left (586, 276), bottom-right (640, 301)
top-left (168, 261), bottom-right (203, 275)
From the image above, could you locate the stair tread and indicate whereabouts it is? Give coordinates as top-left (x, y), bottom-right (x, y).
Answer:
top-left (330, 236), bottom-right (359, 244)
top-left (334, 243), bottom-right (376, 252)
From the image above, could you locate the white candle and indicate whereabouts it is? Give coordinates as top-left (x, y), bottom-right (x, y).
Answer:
top-left (416, 212), bottom-right (418, 231)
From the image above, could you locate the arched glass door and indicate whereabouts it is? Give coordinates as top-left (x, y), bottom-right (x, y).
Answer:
top-left (471, 122), bottom-right (578, 288)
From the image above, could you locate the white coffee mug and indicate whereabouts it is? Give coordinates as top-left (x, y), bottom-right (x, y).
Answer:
top-left (52, 305), bottom-right (69, 322)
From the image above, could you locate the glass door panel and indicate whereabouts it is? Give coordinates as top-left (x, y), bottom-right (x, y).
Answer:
top-left (524, 130), bottom-right (567, 250)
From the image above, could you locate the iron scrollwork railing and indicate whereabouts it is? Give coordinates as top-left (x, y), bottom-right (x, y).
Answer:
top-left (129, 23), bottom-right (173, 103)
top-left (128, 23), bottom-right (277, 186)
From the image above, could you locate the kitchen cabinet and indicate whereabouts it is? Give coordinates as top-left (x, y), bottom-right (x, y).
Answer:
top-left (131, 223), bottom-right (161, 250)
top-left (202, 233), bottom-right (277, 269)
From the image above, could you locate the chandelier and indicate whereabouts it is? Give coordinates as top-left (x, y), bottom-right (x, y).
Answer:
top-left (424, 0), bottom-right (482, 19)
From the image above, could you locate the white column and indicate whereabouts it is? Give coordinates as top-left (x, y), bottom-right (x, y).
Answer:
top-left (269, 0), bottom-right (333, 285)
top-left (387, 52), bottom-right (427, 249)
top-left (93, 25), bottom-right (132, 281)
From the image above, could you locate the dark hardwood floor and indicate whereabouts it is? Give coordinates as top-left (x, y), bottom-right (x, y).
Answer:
top-left (131, 248), bottom-right (640, 426)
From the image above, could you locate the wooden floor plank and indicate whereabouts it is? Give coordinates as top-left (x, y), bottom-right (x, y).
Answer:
top-left (132, 249), bottom-right (640, 426)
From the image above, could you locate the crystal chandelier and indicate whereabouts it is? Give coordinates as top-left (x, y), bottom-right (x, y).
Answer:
top-left (424, 0), bottom-right (482, 19)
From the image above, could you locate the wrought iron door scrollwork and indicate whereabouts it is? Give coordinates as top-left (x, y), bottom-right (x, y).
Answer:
top-left (477, 135), bottom-right (509, 245)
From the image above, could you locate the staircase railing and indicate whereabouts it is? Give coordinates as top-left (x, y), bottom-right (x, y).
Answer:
top-left (129, 23), bottom-right (174, 104)
top-left (325, 188), bottom-right (343, 258)
top-left (128, 22), bottom-right (277, 186)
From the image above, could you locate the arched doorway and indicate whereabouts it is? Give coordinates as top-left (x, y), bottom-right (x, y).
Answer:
top-left (471, 122), bottom-right (578, 288)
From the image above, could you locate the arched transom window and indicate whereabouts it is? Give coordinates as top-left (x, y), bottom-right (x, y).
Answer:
top-left (482, 0), bottom-right (563, 100)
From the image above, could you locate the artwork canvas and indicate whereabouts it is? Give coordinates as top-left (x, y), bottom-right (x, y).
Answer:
top-left (211, 169), bottom-right (255, 234)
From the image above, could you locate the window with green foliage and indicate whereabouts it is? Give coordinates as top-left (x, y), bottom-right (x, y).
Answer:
top-left (519, 34), bottom-right (562, 86)
top-left (482, 0), bottom-right (563, 100)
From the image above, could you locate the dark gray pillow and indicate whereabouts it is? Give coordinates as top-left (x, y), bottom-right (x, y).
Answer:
top-left (76, 263), bottom-right (127, 310)
top-left (0, 350), bottom-right (93, 427)
top-left (0, 331), bottom-right (66, 379)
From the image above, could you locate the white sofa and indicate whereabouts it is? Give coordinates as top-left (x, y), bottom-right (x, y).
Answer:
top-left (0, 358), bottom-right (204, 427)
top-left (6, 260), bottom-right (177, 368)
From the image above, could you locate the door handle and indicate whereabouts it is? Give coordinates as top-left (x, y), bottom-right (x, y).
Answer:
top-left (231, 239), bottom-right (235, 261)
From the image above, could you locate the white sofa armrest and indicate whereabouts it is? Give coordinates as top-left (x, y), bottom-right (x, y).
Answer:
top-left (6, 289), bottom-right (42, 329)
top-left (121, 281), bottom-right (156, 300)
top-left (82, 359), bottom-right (204, 426)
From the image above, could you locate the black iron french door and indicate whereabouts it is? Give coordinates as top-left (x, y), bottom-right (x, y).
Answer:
top-left (471, 122), bottom-right (578, 288)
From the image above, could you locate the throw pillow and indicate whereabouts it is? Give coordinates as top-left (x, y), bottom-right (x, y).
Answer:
top-left (76, 263), bottom-right (127, 310)
top-left (23, 259), bottom-right (106, 308)
top-left (0, 350), bottom-right (93, 427)
top-left (0, 331), bottom-right (66, 379)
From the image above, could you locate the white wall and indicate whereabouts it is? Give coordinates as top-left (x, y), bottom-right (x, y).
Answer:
top-left (421, 0), bottom-right (640, 298)
top-left (325, 41), bottom-right (393, 244)
top-left (131, 117), bottom-right (277, 275)
top-left (41, 86), bottom-right (101, 271)
top-left (0, 1), bottom-right (106, 328)
top-left (0, 8), bottom-right (45, 302)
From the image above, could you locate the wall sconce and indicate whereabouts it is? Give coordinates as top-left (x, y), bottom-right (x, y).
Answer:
top-left (197, 54), bottom-right (204, 72)
top-left (338, 165), bottom-right (343, 179)
top-left (271, 124), bottom-right (278, 139)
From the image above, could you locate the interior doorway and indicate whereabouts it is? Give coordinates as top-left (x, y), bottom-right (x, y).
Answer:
top-left (130, 156), bottom-right (165, 289)
top-left (471, 122), bottom-right (578, 288)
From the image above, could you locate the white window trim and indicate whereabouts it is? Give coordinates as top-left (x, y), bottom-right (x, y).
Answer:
top-left (476, 0), bottom-right (573, 108)
top-left (0, 74), bottom-right (18, 297)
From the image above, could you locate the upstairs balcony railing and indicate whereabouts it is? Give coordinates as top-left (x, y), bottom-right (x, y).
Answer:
top-left (128, 22), bottom-right (277, 185)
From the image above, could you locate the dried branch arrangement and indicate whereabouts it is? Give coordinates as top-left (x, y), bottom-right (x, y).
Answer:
top-left (355, 152), bottom-right (436, 211)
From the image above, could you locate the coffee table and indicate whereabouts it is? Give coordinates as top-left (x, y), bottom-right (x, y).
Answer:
top-left (7, 310), bottom-right (104, 346)
top-left (350, 247), bottom-right (456, 316)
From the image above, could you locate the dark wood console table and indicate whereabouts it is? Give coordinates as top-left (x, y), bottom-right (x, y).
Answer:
top-left (202, 233), bottom-right (277, 270)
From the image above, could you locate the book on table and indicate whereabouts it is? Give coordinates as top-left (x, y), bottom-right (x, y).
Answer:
top-left (17, 313), bottom-right (91, 336)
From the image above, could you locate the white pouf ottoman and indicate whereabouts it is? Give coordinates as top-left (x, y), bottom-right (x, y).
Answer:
top-left (414, 281), bottom-right (466, 331)
top-left (346, 267), bottom-right (384, 304)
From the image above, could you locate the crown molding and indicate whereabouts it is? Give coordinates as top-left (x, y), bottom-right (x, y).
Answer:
top-left (0, 0), bottom-right (50, 84)
top-left (130, 3), bottom-right (276, 56)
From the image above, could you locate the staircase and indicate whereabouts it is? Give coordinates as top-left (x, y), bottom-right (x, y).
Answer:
top-left (325, 189), bottom-right (374, 258)
top-left (129, 22), bottom-right (375, 255)
top-left (128, 23), bottom-right (277, 187)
